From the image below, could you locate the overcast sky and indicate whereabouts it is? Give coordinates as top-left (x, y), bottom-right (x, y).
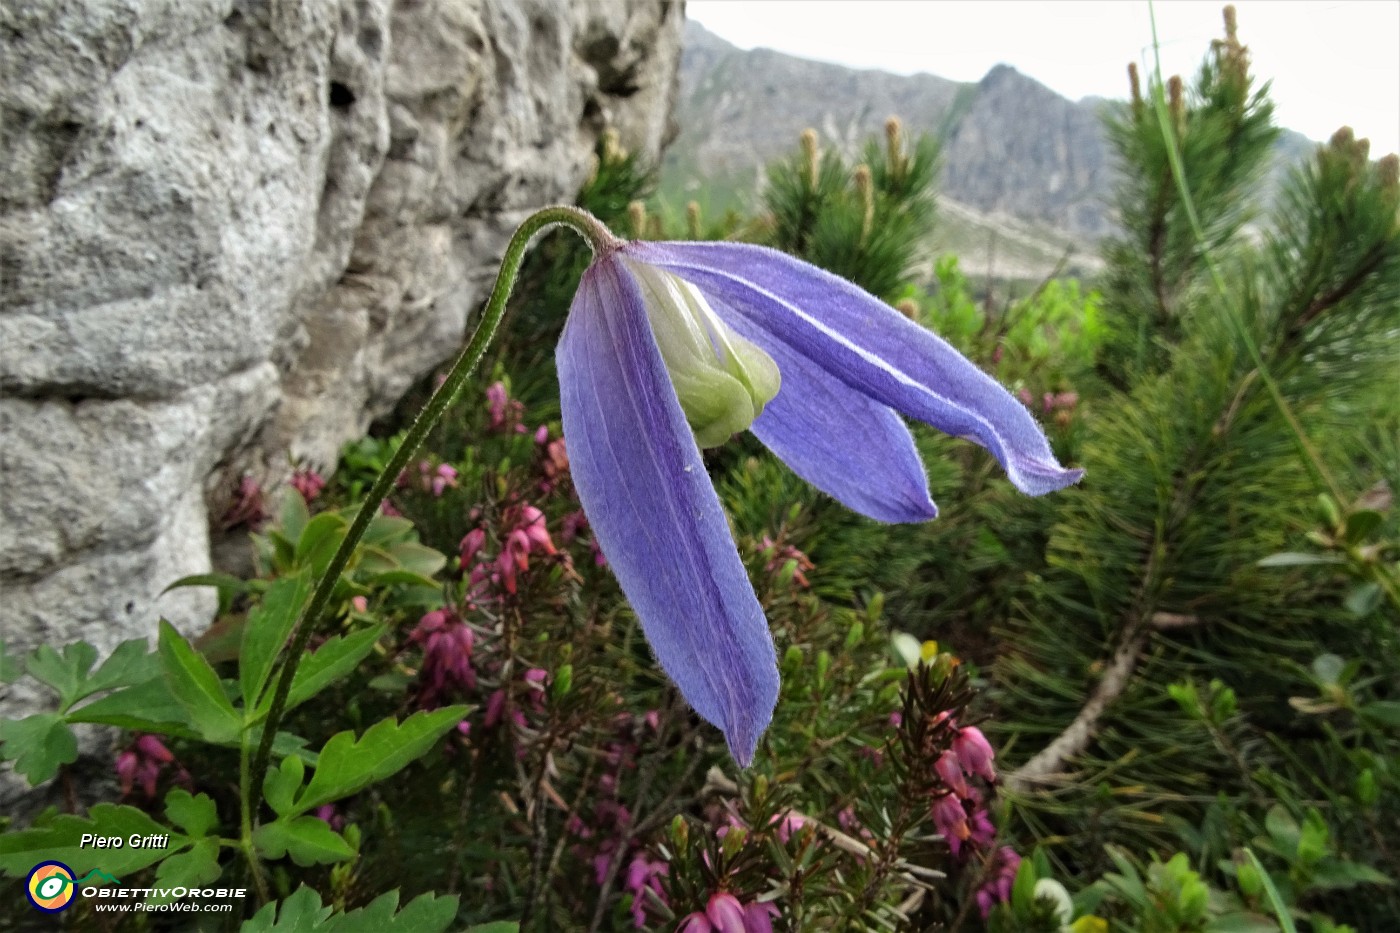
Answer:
top-left (687, 1), bottom-right (1400, 156)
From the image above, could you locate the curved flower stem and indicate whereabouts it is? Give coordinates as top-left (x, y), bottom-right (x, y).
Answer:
top-left (248, 204), bottom-right (618, 821)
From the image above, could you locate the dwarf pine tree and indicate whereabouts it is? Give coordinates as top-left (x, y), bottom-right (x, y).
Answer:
top-left (988, 8), bottom-right (1400, 929)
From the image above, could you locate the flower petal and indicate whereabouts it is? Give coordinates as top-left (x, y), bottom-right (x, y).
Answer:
top-left (715, 293), bottom-right (937, 523)
top-left (630, 242), bottom-right (1084, 496)
top-left (557, 253), bottom-right (779, 764)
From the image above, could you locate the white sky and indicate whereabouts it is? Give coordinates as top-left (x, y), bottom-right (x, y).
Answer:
top-left (686, 1), bottom-right (1400, 156)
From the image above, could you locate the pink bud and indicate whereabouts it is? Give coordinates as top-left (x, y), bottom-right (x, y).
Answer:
top-left (931, 793), bottom-right (970, 846)
top-left (135, 735), bottom-right (174, 763)
top-left (953, 726), bottom-right (996, 781)
top-left (935, 749), bottom-right (969, 797)
top-left (705, 892), bottom-right (747, 933)
top-left (742, 901), bottom-right (780, 933)
top-left (676, 913), bottom-right (713, 933)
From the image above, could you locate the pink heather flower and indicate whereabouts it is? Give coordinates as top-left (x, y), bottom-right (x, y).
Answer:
top-left (772, 811), bottom-right (806, 844)
top-left (410, 609), bottom-right (476, 706)
top-left (459, 528), bottom-right (487, 568)
top-left (312, 804), bottom-right (346, 831)
top-left (760, 535), bottom-right (814, 588)
top-left (290, 467), bottom-right (326, 503)
top-left (535, 424), bottom-right (550, 444)
top-left (975, 847), bottom-right (1021, 918)
top-left (935, 749), bottom-right (969, 797)
top-left (350, 596), bottom-right (369, 614)
top-left (431, 463), bottom-right (458, 497)
top-left (932, 794), bottom-right (971, 849)
top-left (116, 734), bottom-right (184, 800)
top-left (486, 381), bottom-right (525, 433)
top-left (953, 726), bottom-right (997, 782)
top-left (676, 913), bottom-right (713, 933)
top-left (888, 711), bottom-right (903, 728)
top-left (705, 892), bottom-right (747, 933)
top-left (624, 853), bottom-right (669, 927)
top-left (743, 901), bottom-right (780, 933)
top-left (221, 474), bottom-right (267, 530)
top-left (1017, 387), bottom-right (1034, 407)
top-left (379, 499), bottom-right (401, 517)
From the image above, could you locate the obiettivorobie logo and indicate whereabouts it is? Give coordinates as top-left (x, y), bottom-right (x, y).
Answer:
top-left (25, 862), bottom-right (122, 913)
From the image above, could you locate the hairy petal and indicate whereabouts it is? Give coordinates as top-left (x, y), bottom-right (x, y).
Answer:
top-left (716, 293), bottom-right (936, 523)
top-left (630, 241), bottom-right (1084, 496)
top-left (557, 254), bottom-right (779, 764)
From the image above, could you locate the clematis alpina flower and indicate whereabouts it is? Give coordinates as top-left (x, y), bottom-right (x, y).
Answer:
top-left (558, 237), bottom-right (1082, 765)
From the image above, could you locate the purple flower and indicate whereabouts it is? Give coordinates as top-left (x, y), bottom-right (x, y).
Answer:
top-left (558, 239), bottom-right (1082, 764)
top-left (953, 725), bottom-right (997, 782)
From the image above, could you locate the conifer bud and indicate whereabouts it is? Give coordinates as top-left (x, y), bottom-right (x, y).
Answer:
top-left (584, 152), bottom-right (600, 187)
top-left (1167, 75), bottom-right (1185, 127)
top-left (854, 163), bottom-right (874, 243)
top-left (1377, 154), bottom-right (1399, 191)
top-left (895, 298), bottom-right (920, 319)
top-left (646, 214), bottom-right (663, 240)
top-left (885, 115), bottom-right (905, 180)
top-left (1127, 63), bottom-right (1142, 117)
top-left (627, 200), bottom-right (646, 239)
top-left (686, 200), bottom-right (702, 239)
top-left (1222, 4), bottom-right (1237, 43)
top-left (800, 128), bottom-right (820, 188)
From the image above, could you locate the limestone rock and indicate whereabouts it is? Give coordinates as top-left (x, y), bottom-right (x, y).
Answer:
top-left (0, 0), bottom-right (682, 757)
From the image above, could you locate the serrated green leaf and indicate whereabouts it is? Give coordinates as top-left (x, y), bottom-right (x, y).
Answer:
top-left (253, 816), bottom-right (354, 866)
top-left (264, 755), bottom-right (305, 817)
top-left (165, 790), bottom-right (219, 837)
top-left (69, 675), bottom-right (199, 737)
top-left (330, 890), bottom-right (460, 933)
top-left (0, 714), bottom-right (78, 785)
top-left (241, 885), bottom-right (332, 933)
top-left (158, 621), bottom-right (242, 744)
top-left (241, 572), bottom-right (312, 709)
top-left (278, 490), bottom-right (311, 546)
top-left (283, 625), bottom-right (386, 712)
top-left (83, 640), bottom-right (162, 699)
top-left (238, 886), bottom-right (460, 933)
top-left (26, 642), bottom-right (97, 710)
top-left (0, 804), bottom-right (187, 876)
top-left (294, 706), bottom-right (467, 814)
top-left (150, 837), bottom-right (221, 900)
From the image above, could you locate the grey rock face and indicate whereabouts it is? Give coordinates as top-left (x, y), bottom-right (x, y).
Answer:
top-left (0, 0), bottom-right (681, 717)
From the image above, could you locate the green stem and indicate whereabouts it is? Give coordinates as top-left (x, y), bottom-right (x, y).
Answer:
top-left (247, 205), bottom-right (617, 825)
top-left (239, 734), bottom-right (270, 903)
top-left (1145, 3), bottom-right (1345, 505)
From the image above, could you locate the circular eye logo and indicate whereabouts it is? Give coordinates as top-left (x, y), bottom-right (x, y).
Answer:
top-left (26, 861), bottom-right (77, 913)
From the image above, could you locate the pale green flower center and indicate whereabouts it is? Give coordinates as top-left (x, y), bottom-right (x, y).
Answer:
top-left (624, 258), bottom-right (781, 448)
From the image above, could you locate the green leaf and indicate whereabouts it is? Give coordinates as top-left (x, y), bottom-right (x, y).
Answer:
top-left (239, 886), bottom-right (460, 933)
top-left (82, 640), bottom-right (163, 699)
top-left (158, 621), bottom-right (242, 744)
top-left (26, 642), bottom-right (97, 710)
top-left (1344, 582), bottom-right (1383, 617)
top-left (0, 804), bottom-right (187, 876)
top-left (295, 512), bottom-right (350, 575)
top-left (242, 885), bottom-right (332, 932)
top-left (1360, 701), bottom-right (1400, 728)
top-left (283, 625), bottom-right (386, 712)
top-left (0, 714), bottom-right (78, 785)
top-left (162, 571), bottom-right (250, 596)
top-left (1308, 859), bottom-right (1392, 890)
top-left (361, 515), bottom-right (416, 547)
top-left (1265, 806), bottom-right (1301, 855)
top-left (278, 489), bottom-right (311, 546)
top-left (1342, 509), bottom-right (1383, 544)
top-left (165, 790), bottom-right (219, 837)
top-left (462, 924), bottom-right (520, 933)
top-left (326, 889), bottom-right (460, 933)
top-left (241, 571), bottom-right (312, 709)
top-left (253, 816), bottom-right (354, 866)
top-left (69, 676), bottom-right (199, 737)
top-left (151, 837), bottom-right (221, 899)
top-left (264, 755), bottom-right (305, 817)
top-left (294, 707), bottom-right (467, 814)
top-left (1257, 552), bottom-right (1346, 568)
top-left (388, 541), bottom-right (447, 578)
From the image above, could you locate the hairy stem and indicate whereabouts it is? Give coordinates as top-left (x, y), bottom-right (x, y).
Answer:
top-left (247, 206), bottom-right (618, 828)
